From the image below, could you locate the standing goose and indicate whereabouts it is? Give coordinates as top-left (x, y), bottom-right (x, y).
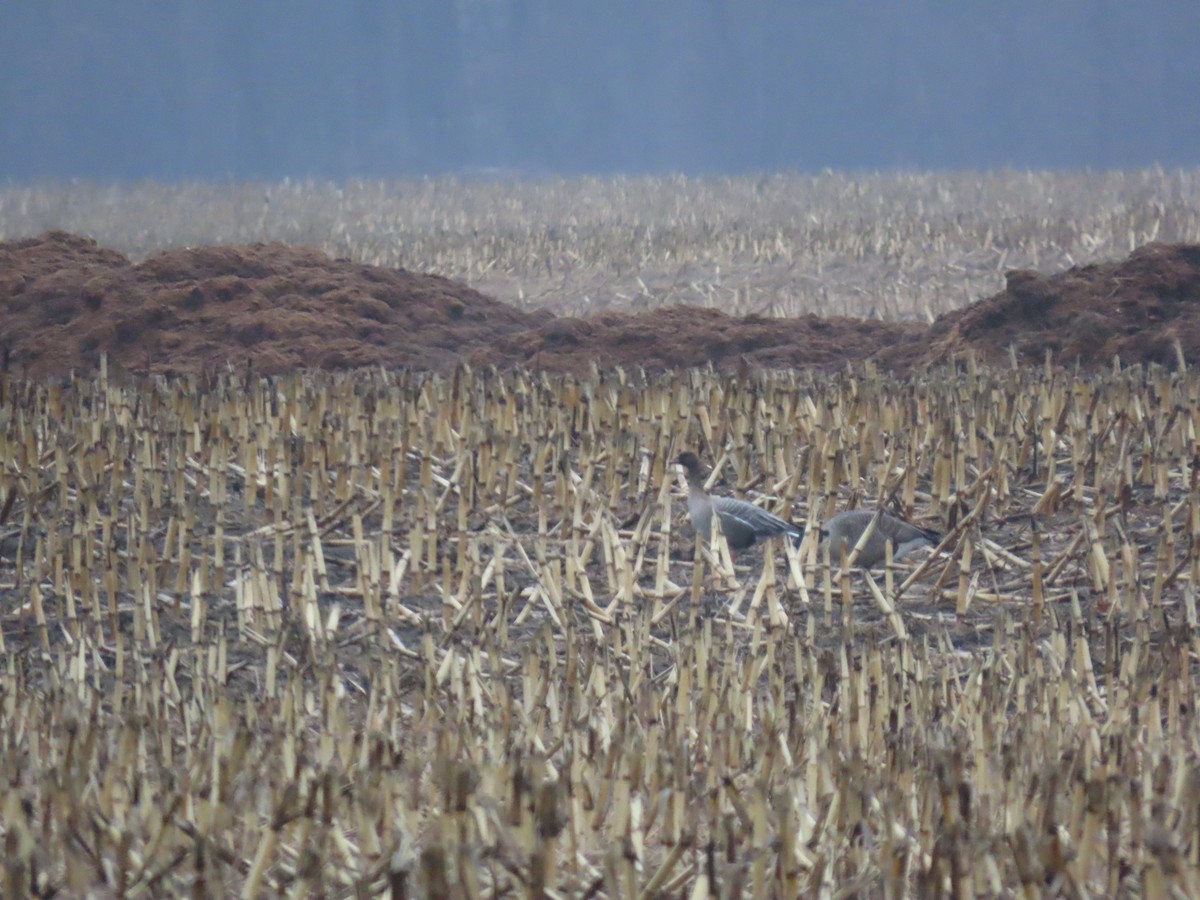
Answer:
top-left (820, 509), bottom-right (942, 568)
top-left (675, 452), bottom-right (804, 555)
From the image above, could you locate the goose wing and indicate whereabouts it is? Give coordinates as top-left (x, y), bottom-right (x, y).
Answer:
top-left (713, 496), bottom-right (802, 548)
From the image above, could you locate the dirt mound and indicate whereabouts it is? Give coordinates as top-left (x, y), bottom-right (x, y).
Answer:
top-left (0, 231), bottom-right (546, 377)
top-left (468, 241), bottom-right (1200, 375)
top-left (3, 232), bottom-right (1200, 378)
top-left (881, 242), bottom-right (1200, 371)
top-left (468, 306), bottom-right (924, 373)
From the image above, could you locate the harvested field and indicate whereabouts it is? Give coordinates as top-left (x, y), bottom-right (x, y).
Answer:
top-left (3, 169), bottom-right (1200, 895)
top-left (3, 169), bottom-right (1199, 320)
top-left (2, 360), bottom-right (1200, 895)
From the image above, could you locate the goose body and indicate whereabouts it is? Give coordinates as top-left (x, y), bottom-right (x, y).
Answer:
top-left (821, 509), bottom-right (942, 567)
top-left (676, 452), bottom-right (803, 552)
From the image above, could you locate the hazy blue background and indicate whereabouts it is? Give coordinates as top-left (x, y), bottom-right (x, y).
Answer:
top-left (3, 1), bottom-right (1199, 180)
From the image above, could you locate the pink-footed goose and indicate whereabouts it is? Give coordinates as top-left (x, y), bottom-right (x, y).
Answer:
top-left (676, 452), bottom-right (804, 554)
top-left (820, 508), bottom-right (942, 567)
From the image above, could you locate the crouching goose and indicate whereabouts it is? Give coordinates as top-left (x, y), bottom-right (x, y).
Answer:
top-left (675, 452), bottom-right (804, 555)
top-left (820, 509), bottom-right (942, 567)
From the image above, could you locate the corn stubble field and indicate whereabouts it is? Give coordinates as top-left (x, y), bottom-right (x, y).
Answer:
top-left (3, 171), bottom-right (1200, 896)
top-left (4, 167), bottom-right (1199, 320)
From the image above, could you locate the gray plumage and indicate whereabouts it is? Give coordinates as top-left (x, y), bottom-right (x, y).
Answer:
top-left (820, 508), bottom-right (942, 567)
top-left (676, 452), bottom-right (803, 552)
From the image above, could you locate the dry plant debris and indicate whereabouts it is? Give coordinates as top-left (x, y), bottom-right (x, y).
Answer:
top-left (5, 231), bottom-right (1200, 379)
top-left (2, 359), bottom-right (1200, 895)
top-left (0, 231), bottom-right (546, 378)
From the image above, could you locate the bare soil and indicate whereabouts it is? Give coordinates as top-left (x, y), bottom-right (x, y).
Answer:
top-left (3, 231), bottom-right (1199, 377)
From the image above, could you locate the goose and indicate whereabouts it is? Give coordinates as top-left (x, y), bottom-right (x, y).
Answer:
top-left (820, 508), bottom-right (942, 568)
top-left (675, 452), bottom-right (804, 555)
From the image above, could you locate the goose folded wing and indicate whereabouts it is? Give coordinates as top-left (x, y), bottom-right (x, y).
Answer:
top-left (713, 497), bottom-right (799, 541)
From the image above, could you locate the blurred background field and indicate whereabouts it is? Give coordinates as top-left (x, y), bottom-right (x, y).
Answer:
top-left (4, 167), bottom-right (1199, 320)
